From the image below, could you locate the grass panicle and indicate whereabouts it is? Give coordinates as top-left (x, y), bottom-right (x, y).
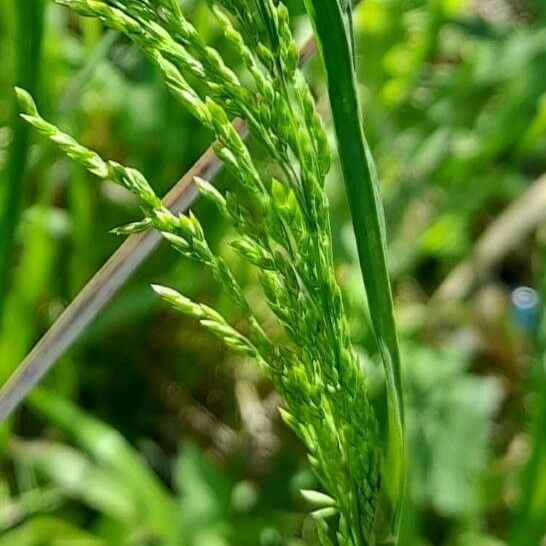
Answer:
top-left (16, 0), bottom-right (396, 543)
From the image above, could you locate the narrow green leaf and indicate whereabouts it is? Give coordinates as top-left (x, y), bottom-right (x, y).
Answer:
top-left (0, 0), bottom-right (45, 329)
top-left (0, 516), bottom-right (105, 546)
top-left (12, 439), bottom-right (138, 523)
top-left (28, 389), bottom-right (182, 544)
top-left (302, 0), bottom-right (405, 541)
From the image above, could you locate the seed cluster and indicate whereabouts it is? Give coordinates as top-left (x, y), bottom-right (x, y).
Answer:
top-left (17, 1), bottom-right (382, 543)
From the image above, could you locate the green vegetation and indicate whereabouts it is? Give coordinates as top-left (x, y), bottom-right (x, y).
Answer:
top-left (0, 0), bottom-right (545, 545)
top-left (15, 0), bottom-right (388, 540)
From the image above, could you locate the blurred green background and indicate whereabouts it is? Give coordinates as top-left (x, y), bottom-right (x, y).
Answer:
top-left (1, 0), bottom-right (546, 544)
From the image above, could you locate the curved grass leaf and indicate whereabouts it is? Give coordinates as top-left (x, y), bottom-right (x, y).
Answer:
top-left (0, 516), bottom-right (104, 546)
top-left (28, 389), bottom-right (183, 545)
top-left (302, 0), bottom-right (405, 541)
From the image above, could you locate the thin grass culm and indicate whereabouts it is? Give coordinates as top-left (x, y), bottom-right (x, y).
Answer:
top-left (16, 0), bottom-right (396, 544)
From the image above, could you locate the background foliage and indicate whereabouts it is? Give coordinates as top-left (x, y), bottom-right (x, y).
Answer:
top-left (0, 0), bottom-right (545, 544)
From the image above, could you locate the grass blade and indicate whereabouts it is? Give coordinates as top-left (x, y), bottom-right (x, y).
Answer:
top-left (0, 0), bottom-right (45, 327)
top-left (28, 389), bottom-right (180, 543)
top-left (0, 516), bottom-right (105, 546)
top-left (302, 0), bottom-right (405, 540)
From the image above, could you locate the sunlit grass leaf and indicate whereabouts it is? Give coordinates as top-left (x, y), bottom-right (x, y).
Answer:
top-left (175, 443), bottom-right (232, 546)
top-left (12, 439), bottom-right (138, 523)
top-left (0, 515), bottom-right (104, 546)
top-left (28, 389), bottom-right (182, 544)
